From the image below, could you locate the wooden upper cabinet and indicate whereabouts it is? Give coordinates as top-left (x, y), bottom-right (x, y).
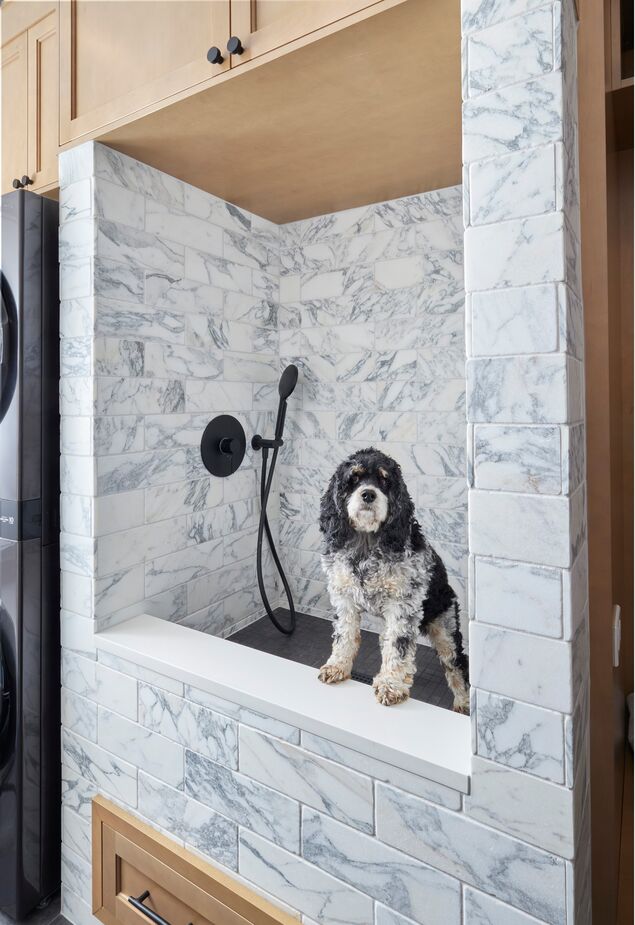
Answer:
top-left (27, 11), bottom-right (59, 191)
top-left (59, 0), bottom-right (231, 144)
top-left (229, 0), bottom-right (386, 65)
top-left (2, 33), bottom-right (28, 194)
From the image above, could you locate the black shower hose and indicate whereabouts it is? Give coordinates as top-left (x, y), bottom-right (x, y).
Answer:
top-left (256, 445), bottom-right (296, 635)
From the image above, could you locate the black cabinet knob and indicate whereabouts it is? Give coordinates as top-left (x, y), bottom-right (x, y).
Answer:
top-left (20, 175), bottom-right (32, 187)
top-left (207, 46), bottom-right (224, 64)
top-left (226, 36), bottom-right (244, 55)
top-left (12, 178), bottom-right (22, 189)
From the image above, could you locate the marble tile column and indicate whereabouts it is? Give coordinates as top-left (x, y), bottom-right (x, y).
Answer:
top-left (462, 1), bottom-right (590, 922)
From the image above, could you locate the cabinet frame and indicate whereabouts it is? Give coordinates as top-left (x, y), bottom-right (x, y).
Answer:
top-left (1, 31), bottom-right (28, 194)
top-left (59, 0), bottom-right (230, 145)
top-left (27, 10), bottom-right (58, 191)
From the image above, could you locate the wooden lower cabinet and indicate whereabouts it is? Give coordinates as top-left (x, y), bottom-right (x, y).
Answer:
top-left (92, 798), bottom-right (296, 925)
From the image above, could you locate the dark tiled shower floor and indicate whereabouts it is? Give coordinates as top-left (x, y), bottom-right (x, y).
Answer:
top-left (229, 609), bottom-right (454, 710)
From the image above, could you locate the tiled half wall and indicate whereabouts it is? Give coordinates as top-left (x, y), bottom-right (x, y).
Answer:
top-left (58, 144), bottom-right (467, 639)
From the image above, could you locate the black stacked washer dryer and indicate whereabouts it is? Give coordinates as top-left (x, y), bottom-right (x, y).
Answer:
top-left (0, 189), bottom-right (60, 919)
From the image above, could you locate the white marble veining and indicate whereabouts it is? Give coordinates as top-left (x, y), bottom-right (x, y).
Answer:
top-left (185, 749), bottom-right (300, 852)
top-left (138, 771), bottom-right (238, 868)
top-left (469, 284), bottom-right (560, 357)
top-left (239, 728), bottom-right (374, 833)
top-left (302, 808), bottom-right (461, 925)
top-left (475, 690), bottom-right (564, 783)
top-left (376, 783), bottom-right (566, 924)
top-left (473, 424), bottom-right (562, 493)
top-left (239, 829), bottom-right (373, 925)
top-left (473, 556), bottom-right (563, 637)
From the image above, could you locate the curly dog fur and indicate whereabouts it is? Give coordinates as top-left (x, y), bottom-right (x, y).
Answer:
top-left (318, 447), bottom-right (469, 712)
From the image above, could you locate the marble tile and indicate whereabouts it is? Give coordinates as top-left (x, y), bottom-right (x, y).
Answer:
top-left (469, 146), bottom-right (557, 225)
top-left (98, 707), bottom-right (184, 787)
top-left (144, 537), bottom-right (223, 597)
top-left (239, 830), bottom-right (373, 925)
top-left (95, 516), bottom-right (188, 575)
top-left (465, 212), bottom-right (564, 292)
top-left (139, 682), bottom-right (237, 767)
top-left (94, 256), bottom-right (144, 303)
top-left (145, 477), bottom-right (222, 522)
top-left (463, 72), bottom-right (563, 163)
top-left (375, 907), bottom-right (420, 925)
top-left (94, 177), bottom-right (144, 229)
top-left (93, 491), bottom-right (145, 535)
top-left (95, 662), bottom-right (138, 720)
top-left (476, 690), bottom-right (565, 783)
top-left (61, 610), bottom-right (96, 659)
top-left (59, 142), bottom-right (95, 186)
top-left (462, 0), bottom-right (549, 34)
top-left (185, 684), bottom-right (299, 743)
top-left (62, 845), bottom-right (92, 906)
top-left (94, 144), bottom-right (185, 210)
top-left (92, 414), bottom-right (145, 456)
top-left (94, 296), bottom-right (185, 342)
top-left (94, 564), bottom-right (144, 619)
top-left (239, 728), bottom-right (373, 833)
top-left (97, 447), bottom-right (205, 495)
top-left (466, 7), bottom-right (553, 98)
top-left (62, 764), bottom-right (98, 820)
top-left (474, 556), bottom-right (563, 637)
top-left (473, 424), bottom-right (562, 493)
top-left (470, 623), bottom-right (572, 712)
top-left (469, 285), bottom-right (560, 356)
top-left (463, 886), bottom-right (548, 924)
top-left (62, 806), bottom-right (92, 863)
top-left (302, 808), bottom-right (461, 925)
top-left (97, 649), bottom-right (184, 695)
top-left (138, 771), bottom-right (237, 869)
top-left (62, 728), bottom-right (137, 806)
top-left (145, 271), bottom-right (223, 313)
top-left (96, 219), bottom-right (184, 275)
top-left (465, 756), bottom-right (574, 857)
top-left (185, 248), bottom-right (251, 292)
top-left (62, 650), bottom-right (96, 699)
top-left (96, 377), bottom-right (185, 415)
top-left (186, 749), bottom-right (300, 852)
top-left (146, 201), bottom-right (223, 255)
top-left (469, 489), bottom-right (572, 567)
top-left (376, 783), bottom-right (566, 925)
top-left (62, 689), bottom-right (97, 742)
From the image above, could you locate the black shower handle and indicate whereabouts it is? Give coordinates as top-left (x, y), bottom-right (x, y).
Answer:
top-left (227, 36), bottom-right (244, 55)
top-left (207, 46), bottom-right (224, 64)
top-left (219, 436), bottom-right (235, 456)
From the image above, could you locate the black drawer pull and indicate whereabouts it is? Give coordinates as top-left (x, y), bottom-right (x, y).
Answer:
top-left (128, 890), bottom-right (193, 925)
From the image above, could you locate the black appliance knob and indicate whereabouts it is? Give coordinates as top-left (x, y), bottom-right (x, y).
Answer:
top-left (20, 175), bottom-right (33, 186)
top-left (207, 46), bottom-right (224, 64)
top-left (12, 178), bottom-right (22, 189)
top-left (226, 36), bottom-right (244, 55)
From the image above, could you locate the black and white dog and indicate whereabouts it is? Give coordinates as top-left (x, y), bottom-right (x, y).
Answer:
top-left (318, 447), bottom-right (469, 713)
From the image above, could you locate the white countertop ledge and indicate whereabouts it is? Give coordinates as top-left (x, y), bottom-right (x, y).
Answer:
top-left (95, 614), bottom-right (471, 793)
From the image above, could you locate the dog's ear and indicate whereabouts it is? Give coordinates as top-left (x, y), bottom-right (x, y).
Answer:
top-left (320, 465), bottom-right (354, 552)
top-left (379, 464), bottom-right (415, 553)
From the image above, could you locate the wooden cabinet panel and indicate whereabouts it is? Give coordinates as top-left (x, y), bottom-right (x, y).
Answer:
top-left (92, 797), bottom-right (297, 925)
top-left (60, 0), bottom-right (230, 144)
top-left (229, 0), bottom-right (386, 66)
top-left (27, 11), bottom-right (58, 191)
top-left (2, 32), bottom-right (28, 194)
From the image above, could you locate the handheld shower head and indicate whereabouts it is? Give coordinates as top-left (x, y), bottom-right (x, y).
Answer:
top-left (274, 365), bottom-right (298, 441)
top-left (278, 364), bottom-right (298, 401)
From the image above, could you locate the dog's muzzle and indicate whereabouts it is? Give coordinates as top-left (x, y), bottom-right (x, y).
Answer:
top-left (347, 484), bottom-right (389, 532)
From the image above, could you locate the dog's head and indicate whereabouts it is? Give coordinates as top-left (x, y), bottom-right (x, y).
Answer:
top-left (319, 448), bottom-right (415, 553)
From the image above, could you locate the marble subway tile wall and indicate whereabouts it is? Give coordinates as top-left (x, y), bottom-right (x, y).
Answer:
top-left (463, 0), bottom-right (591, 923)
top-left (60, 142), bottom-right (280, 639)
top-left (277, 187), bottom-right (468, 627)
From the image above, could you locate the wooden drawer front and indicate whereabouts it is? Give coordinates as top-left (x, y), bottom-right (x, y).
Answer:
top-left (93, 798), bottom-right (296, 925)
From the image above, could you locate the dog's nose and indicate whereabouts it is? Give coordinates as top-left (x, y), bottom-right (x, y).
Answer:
top-left (361, 489), bottom-right (376, 504)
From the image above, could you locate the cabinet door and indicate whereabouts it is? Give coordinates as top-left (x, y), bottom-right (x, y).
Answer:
top-left (1, 33), bottom-right (28, 194)
top-left (27, 12), bottom-right (58, 191)
top-left (59, 0), bottom-right (230, 144)
top-left (229, 0), bottom-right (386, 66)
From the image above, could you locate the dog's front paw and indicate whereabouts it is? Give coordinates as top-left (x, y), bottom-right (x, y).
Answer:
top-left (373, 675), bottom-right (410, 706)
top-left (452, 697), bottom-right (470, 715)
top-left (318, 663), bottom-right (350, 684)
